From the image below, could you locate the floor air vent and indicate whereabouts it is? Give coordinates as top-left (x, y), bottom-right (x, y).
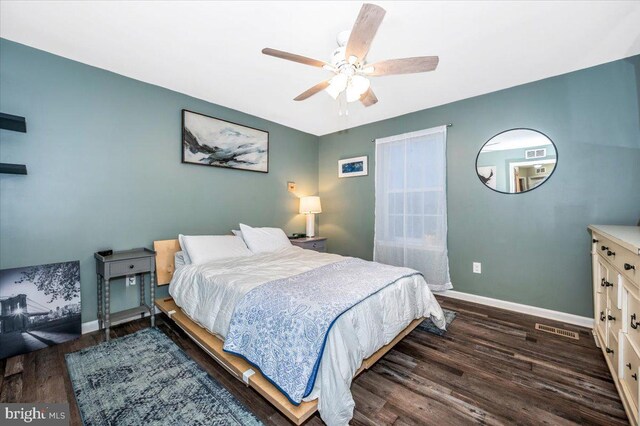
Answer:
top-left (535, 323), bottom-right (579, 340)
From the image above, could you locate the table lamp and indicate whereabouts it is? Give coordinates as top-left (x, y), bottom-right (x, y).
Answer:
top-left (299, 196), bottom-right (322, 237)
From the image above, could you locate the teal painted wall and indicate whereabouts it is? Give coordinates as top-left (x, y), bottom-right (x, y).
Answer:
top-left (0, 39), bottom-right (319, 323)
top-left (2, 37), bottom-right (638, 322)
top-left (319, 55), bottom-right (640, 317)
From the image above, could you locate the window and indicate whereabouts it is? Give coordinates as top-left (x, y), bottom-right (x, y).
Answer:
top-left (374, 126), bottom-right (452, 291)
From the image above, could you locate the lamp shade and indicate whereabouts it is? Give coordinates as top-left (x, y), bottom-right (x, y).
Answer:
top-left (299, 196), bottom-right (322, 214)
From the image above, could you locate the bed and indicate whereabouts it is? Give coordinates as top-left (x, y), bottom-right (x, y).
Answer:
top-left (153, 237), bottom-right (445, 426)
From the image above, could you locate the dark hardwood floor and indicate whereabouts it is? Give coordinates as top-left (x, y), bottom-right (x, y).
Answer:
top-left (0, 296), bottom-right (626, 425)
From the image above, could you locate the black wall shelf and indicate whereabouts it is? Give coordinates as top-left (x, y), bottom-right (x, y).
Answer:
top-left (0, 163), bottom-right (27, 175)
top-left (0, 112), bottom-right (28, 175)
top-left (0, 112), bottom-right (27, 133)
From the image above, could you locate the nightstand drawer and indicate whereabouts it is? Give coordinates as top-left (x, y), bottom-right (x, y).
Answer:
top-left (109, 257), bottom-right (152, 276)
top-left (307, 240), bottom-right (326, 252)
top-left (291, 238), bottom-right (327, 252)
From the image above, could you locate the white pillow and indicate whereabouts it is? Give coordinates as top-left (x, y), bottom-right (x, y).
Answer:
top-left (179, 234), bottom-right (252, 264)
top-left (239, 224), bottom-right (292, 254)
top-left (231, 229), bottom-right (242, 238)
top-left (174, 251), bottom-right (188, 269)
top-left (177, 235), bottom-right (193, 265)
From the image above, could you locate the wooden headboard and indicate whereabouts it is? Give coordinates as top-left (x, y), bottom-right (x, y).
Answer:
top-left (153, 239), bottom-right (180, 285)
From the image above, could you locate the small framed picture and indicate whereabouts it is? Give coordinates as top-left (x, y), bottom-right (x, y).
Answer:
top-left (338, 156), bottom-right (368, 178)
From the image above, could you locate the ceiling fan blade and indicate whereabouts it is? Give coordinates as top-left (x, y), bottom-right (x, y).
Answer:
top-left (262, 48), bottom-right (329, 68)
top-left (360, 87), bottom-right (378, 107)
top-left (345, 3), bottom-right (386, 62)
top-left (366, 56), bottom-right (439, 76)
top-left (294, 80), bottom-right (331, 101)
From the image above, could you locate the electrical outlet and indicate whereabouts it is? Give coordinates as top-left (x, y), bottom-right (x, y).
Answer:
top-left (126, 275), bottom-right (136, 286)
top-left (287, 181), bottom-right (296, 192)
top-left (473, 262), bottom-right (482, 274)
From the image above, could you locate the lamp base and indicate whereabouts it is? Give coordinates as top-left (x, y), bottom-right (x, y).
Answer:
top-left (305, 213), bottom-right (315, 238)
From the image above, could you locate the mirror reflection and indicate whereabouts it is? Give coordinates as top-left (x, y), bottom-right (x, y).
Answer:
top-left (476, 129), bottom-right (557, 194)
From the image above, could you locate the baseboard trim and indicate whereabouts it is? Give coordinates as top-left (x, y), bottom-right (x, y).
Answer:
top-left (82, 309), bottom-right (156, 334)
top-left (436, 290), bottom-right (593, 329)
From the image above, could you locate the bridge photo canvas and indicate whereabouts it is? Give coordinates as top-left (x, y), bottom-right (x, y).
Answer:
top-left (0, 260), bottom-right (81, 359)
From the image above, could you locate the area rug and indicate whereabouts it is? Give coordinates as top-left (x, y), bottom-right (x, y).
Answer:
top-left (417, 309), bottom-right (457, 336)
top-left (65, 328), bottom-right (262, 426)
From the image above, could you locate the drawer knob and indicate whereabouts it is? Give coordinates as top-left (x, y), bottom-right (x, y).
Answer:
top-left (607, 250), bottom-right (615, 257)
top-left (605, 347), bottom-right (614, 354)
top-left (631, 313), bottom-right (639, 329)
top-left (592, 239), bottom-right (599, 243)
top-left (129, 264), bottom-right (135, 269)
top-left (607, 314), bottom-right (616, 321)
top-left (601, 246), bottom-right (609, 251)
top-left (602, 280), bottom-right (613, 288)
top-left (624, 263), bottom-right (636, 271)
top-left (627, 363), bottom-right (632, 370)
top-left (600, 311), bottom-right (606, 321)
top-left (634, 373), bottom-right (638, 381)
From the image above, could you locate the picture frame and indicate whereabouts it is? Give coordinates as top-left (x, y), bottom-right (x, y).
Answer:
top-left (182, 109), bottom-right (269, 173)
top-left (338, 156), bottom-right (368, 178)
top-left (0, 260), bottom-right (81, 359)
top-left (476, 165), bottom-right (497, 190)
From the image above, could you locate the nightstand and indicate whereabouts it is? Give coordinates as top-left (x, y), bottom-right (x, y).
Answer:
top-left (94, 248), bottom-right (156, 341)
top-left (290, 237), bottom-right (327, 253)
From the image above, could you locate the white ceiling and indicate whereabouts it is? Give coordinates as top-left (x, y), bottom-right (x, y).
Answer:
top-left (1, 1), bottom-right (639, 136)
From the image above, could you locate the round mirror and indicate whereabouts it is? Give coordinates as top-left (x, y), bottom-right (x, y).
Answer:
top-left (476, 129), bottom-right (557, 194)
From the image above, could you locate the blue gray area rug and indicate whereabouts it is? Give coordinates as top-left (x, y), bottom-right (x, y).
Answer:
top-left (417, 309), bottom-right (457, 336)
top-left (65, 328), bottom-right (262, 426)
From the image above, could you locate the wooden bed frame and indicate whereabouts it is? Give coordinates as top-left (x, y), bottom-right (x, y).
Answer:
top-left (153, 239), bottom-right (424, 425)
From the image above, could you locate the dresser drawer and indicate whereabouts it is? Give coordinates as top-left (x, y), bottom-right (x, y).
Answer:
top-left (596, 257), bottom-right (611, 294)
top-left (606, 331), bottom-right (619, 377)
top-left (627, 290), bottom-right (640, 345)
top-left (109, 257), bottom-right (152, 277)
top-left (598, 235), bottom-right (639, 287)
top-left (621, 333), bottom-right (640, 413)
top-left (608, 304), bottom-right (622, 337)
top-left (596, 291), bottom-right (608, 344)
top-left (610, 270), bottom-right (623, 310)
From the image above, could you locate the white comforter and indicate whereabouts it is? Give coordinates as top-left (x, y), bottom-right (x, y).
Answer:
top-left (169, 246), bottom-right (445, 425)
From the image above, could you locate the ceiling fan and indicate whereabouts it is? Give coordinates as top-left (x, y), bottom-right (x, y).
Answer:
top-left (262, 3), bottom-right (439, 108)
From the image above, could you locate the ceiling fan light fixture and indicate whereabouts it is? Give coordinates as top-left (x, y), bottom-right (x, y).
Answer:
top-left (326, 73), bottom-right (349, 99)
top-left (345, 85), bottom-right (361, 103)
top-left (263, 4), bottom-right (437, 109)
top-left (345, 76), bottom-right (370, 103)
top-left (351, 75), bottom-right (370, 93)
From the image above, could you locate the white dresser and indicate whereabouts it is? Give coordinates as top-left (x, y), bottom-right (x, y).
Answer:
top-left (589, 225), bottom-right (640, 425)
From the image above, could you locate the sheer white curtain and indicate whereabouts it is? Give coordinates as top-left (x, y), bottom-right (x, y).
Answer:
top-left (374, 126), bottom-right (452, 291)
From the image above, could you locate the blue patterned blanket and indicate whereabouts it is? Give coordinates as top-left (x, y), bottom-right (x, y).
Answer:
top-left (223, 258), bottom-right (422, 405)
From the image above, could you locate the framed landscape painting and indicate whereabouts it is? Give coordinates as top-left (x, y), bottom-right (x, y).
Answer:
top-left (338, 156), bottom-right (368, 178)
top-left (0, 260), bottom-right (81, 359)
top-left (182, 109), bottom-right (269, 173)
